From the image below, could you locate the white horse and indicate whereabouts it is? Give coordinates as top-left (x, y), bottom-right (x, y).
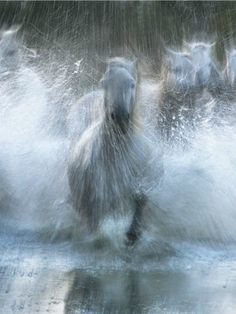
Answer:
top-left (68, 58), bottom-right (159, 246)
top-left (0, 25), bottom-right (37, 76)
top-left (184, 41), bottom-right (236, 127)
top-left (157, 48), bottom-right (196, 144)
top-left (185, 41), bottom-right (225, 95)
top-left (0, 26), bottom-right (21, 74)
top-left (67, 58), bottom-right (138, 139)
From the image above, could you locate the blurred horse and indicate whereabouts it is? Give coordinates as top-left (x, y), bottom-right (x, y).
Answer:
top-left (0, 26), bottom-right (21, 74)
top-left (68, 58), bottom-right (156, 246)
top-left (185, 42), bottom-right (224, 94)
top-left (186, 41), bottom-right (233, 127)
top-left (157, 48), bottom-right (196, 144)
top-left (67, 58), bottom-right (138, 139)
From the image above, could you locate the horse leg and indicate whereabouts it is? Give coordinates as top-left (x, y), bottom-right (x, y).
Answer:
top-left (126, 194), bottom-right (146, 246)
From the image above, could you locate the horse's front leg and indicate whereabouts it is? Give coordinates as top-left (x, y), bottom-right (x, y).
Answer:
top-left (126, 193), bottom-right (147, 246)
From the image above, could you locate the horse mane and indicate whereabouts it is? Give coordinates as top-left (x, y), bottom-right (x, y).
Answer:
top-left (103, 57), bottom-right (142, 132)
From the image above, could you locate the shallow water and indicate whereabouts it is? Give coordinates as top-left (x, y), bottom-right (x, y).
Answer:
top-left (0, 230), bottom-right (236, 314)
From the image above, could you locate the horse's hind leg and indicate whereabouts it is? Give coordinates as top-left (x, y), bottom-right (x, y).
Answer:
top-left (126, 194), bottom-right (146, 246)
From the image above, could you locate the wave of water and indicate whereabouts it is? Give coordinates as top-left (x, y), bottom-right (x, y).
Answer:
top-left (0, 46), bottom-right (236, 255)
top-left (0, 54), bottom-right (76, 233)
top-left (152, 125), bottom-right (236, 245)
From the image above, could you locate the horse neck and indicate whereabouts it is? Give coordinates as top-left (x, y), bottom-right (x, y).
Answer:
top-left (101, 116), bottom-right (134, 147)
top-left (93, 115), bottom-right (141, 190)
top-left (101, 94), bottom-right (140, 139)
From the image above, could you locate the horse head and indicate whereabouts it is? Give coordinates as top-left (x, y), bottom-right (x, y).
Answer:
top-left (185, 41), bottom-right (220, 89)
top-left (165, 48), bottom-right (194, 90)
top-left (101, 58), bottom-right (138, 134)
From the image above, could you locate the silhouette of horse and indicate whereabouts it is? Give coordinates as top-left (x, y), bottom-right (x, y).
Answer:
top-left (0, 26), bottom-right (21, 74)
top-left (0, 25), bottom-right (37, 76)
top-left (185, 42), bottom-right (234, 127)
top-left (157, 48), bottom-right (196, 144)
top-left (185, 42), bottom-right (225, 96)
top-left (68, 58), bottom-right (154, 246)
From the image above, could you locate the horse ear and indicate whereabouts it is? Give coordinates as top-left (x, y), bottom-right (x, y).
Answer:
top-left (210, 41), bottom-right (216, 48)
top-left (165, 48), bottom-right (179, 65)
top-left (100, 77), bottom-right (106, 88)
top-left (0, 24), bottom-right (21, 39)
top-left (184, 53), bottom-right (191, 60)
top-left (10, 24), bottom-right (21, 33)
top-left (0, 23), bottom-right (7, 39)
top-left (165, 47), bottom-right (178, 56)
top-left (6, 25), bottom-right (21, 36)
top-left (183, 40), bottom-right (191, 50)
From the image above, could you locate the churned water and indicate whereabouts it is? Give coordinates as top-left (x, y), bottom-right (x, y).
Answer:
top-left (0, 2), bottom-right (236, 313)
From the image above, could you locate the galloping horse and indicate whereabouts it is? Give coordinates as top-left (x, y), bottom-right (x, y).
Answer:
top-left (68, 58), bottom-right (152, 246)
top-left (185, 41), bottom-right (234, 127)
top-left (157, 48), bottom-right (196, 144)
top-left (185, 42), bottom-right (225, 96)
top-left (0, 26), bottom-right (21, 74)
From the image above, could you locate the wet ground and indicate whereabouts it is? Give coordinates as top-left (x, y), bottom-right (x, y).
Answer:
top-left (0, 230), bottom-right (236, 314)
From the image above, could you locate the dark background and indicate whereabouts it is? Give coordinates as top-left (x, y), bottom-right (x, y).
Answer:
top-left (1, 1), bottom-right (236, 72)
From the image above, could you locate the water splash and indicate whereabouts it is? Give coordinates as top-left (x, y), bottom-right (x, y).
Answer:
top-left (0, 42), bottom-right (76, 234)
top-left (0, 31), bottom-right (236, 254)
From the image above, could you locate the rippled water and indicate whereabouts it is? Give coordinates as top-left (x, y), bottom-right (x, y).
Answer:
top-left (1, 230), bottom-right (236, 313)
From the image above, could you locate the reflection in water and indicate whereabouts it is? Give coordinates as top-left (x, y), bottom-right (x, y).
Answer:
top-left (64, 266), bottom-right (236, 314)
top-left (0, 232), bottom-right (236, 313)
top-left (65, 270), bottom-right (143, 314)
